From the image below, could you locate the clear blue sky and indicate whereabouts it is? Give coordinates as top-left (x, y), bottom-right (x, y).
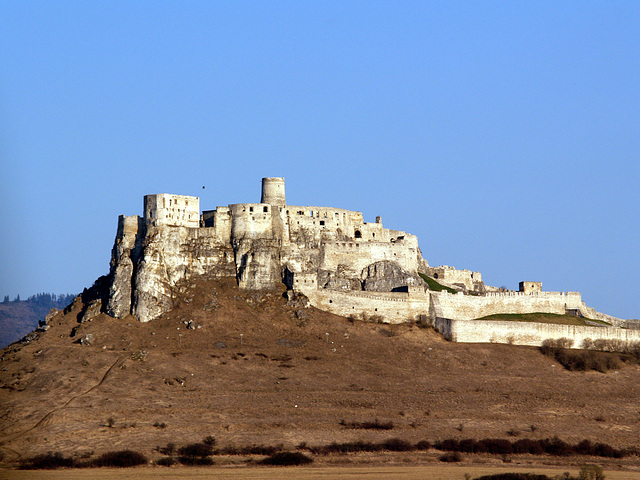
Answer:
top-left (1, 2), bottom-right (638, 319)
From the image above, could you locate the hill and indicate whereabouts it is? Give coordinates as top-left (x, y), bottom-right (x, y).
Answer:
top-left (0, 275), bottom-right (638, 469)
top-left (0, 294), bottom-right (75, 348)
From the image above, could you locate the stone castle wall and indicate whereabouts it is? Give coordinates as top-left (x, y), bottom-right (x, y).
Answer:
top-left (320, 238), bottom-right (419, 277)
top-left (435, 317), bottom-right (640, 348)
top-left (304, 287), bottom-right (429, 323)
top-left (434, 290), bottom-right (585, 321)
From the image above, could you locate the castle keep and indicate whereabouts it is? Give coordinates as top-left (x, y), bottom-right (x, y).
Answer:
top-left (105, 177), bottom-right (637, 348)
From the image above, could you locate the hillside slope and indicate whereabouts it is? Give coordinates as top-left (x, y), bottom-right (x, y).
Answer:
top-left (0, 276), bottom-right (638, 467)
top-left (0, 295), bottom-right (74, 348)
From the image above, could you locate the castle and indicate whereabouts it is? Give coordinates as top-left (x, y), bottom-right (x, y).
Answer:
top-left (104, 177), bottom-right (639, 348)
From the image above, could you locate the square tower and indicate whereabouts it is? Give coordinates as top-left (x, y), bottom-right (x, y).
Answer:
top-left (519, 281), bottom-right (542, 294)
top-left (144, 194), bottom-right (200, 228)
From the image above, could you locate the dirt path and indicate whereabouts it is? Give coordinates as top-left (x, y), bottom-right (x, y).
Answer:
top-left (0, 354), bottom-right (124, 463)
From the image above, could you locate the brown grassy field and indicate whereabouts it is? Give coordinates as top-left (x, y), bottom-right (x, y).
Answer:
top-left (1, 277), bottom-right (639, 471)
top-left (3, 465), bottom-right (640, 480)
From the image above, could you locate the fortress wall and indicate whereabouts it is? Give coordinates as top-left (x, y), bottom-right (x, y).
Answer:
top-left (201, 207), bottom-right (233, 243)
top-left (579, 304), bottom-right (625, 327)
top-left (435, 318), bottom-right (640, 348)
top-left (321, 241), bottom-right (419, 274)
top-left (434, 291), bottom-right (584, 320)
top-left (307, 288), bottom-right (430, 324)
top-left (230, 203), bottom-right (275, 239)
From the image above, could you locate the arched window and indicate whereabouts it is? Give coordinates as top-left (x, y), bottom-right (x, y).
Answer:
top-left (355, 230), bottom-right (362, 239)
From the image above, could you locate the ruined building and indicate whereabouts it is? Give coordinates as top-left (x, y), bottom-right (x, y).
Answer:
top-left (104, 177), bottom-right (639, 348)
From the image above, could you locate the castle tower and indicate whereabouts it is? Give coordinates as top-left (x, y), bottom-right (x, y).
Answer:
top-left (261, 177), bottom-right (286, 206)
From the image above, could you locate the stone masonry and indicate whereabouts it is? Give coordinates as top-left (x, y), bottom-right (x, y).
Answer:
top-left (104, 177), bottom-right (631, 348)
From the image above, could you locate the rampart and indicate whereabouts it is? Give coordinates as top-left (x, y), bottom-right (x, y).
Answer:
top-left (434, 318), bottom-right (640, 348)
top-left (306, 288), bottom-right (430, 323)
top-left (434, 290), bottom-right (584, 321)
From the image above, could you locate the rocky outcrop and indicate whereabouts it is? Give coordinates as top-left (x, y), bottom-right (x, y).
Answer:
top-left (361, 261), bottom-right (422, 292)
top-left (106, 216), bottom-right (144, 319)
top-left (234, 238), bottom-right (282, 291)
top-left (106, 221), bottom-right (237, 323)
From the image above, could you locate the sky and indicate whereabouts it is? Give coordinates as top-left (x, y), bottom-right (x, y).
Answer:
top-left (0, 2), bottom-right (638, 319)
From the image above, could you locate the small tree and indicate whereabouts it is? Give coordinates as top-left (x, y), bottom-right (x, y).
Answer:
top-left (579, 464), bottom-right (605, 480)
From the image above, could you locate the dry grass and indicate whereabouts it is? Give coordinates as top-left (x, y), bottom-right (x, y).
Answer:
top-left (4, 465), bottom-right (640, 480)
top-left (1, 277), bottom-right (639, 469)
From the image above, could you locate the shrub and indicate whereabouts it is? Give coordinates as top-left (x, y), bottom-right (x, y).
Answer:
top-left (158, 443), bottom-right (176, 455)
top-left (310, 440), bottom-right (382, 454)
top-left (540, 338), bottom-right (574, 356)
top-left (91, 450), bottom-right (148, 467)
top-left (217, 444), bottom-right (280, 456)
top-left (340, 418), bottom-right (394, 430)
top-left (20, 452), bottom-right (74, 469)
top-left (415, 440), bottom-right (431, 450)
top-left (382, 438), bottom-right (413, 452)
top-left (474, 474), bottom-right (553, 480)
top-left (416, 314), bottom-right (431, 328)
top-left (203, 435), bottom-right (217, 446)
top-left (177, 442), bottom-right (214, 465)
top-left (579, 464), bottom-right (605, 480)
top-left (512, 438), bottom-right (545, 455)
top-left (259, 451), bottom-right (313, 466)
top-left (458, 439), bottom-right (477, 453)
top-left (439, 452), bottom-right (462, 462)
top-left (157, 457), bottom-right (177, 466)
top-left (178, 442), bottom-right (213, 458)
top-left (476, 439), bottom-right (513, 455)
top-left (178, 456), bottom-right (214, 465)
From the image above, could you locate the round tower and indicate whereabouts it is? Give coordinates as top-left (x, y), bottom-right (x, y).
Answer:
top-left (261, 177), bottom-right (286, 206)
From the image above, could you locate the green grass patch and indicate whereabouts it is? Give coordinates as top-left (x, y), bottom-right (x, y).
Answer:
top-left (418, 273), bottom-right (457, 294)
top-left (476, 313), bottom-right (606, 326)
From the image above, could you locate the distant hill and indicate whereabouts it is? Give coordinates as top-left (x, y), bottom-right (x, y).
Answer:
top-left (0, 293), bottom-right (75, 348)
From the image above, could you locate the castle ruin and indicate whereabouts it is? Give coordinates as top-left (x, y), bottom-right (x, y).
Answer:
top-left (105, 177), bottom-right (638, 348)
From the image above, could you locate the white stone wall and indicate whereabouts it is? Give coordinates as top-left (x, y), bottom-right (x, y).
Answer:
top-left (305, 288), bottom-right (430, 323)
top-left (230, 203), bottom-right (275, 239)
top-left (434, 290), bottom-right (584, 321)
top-left (144, 194), bottom-right (200, 228)
top-left (435, 318), bottom-right (640, 348)
top-left (320, 239), bottom-right (419, 276)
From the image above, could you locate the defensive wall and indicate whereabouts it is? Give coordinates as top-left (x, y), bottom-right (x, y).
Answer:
top-left (434, 317), bottom-right (640, 348)
top-left (305, 287), bottom-right (430, 323)
top-left (434, 290), bottom-right (585, 321)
